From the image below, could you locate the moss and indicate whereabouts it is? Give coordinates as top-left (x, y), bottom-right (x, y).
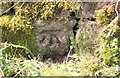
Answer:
top-left (96, 6), bottom-right (115, 25)
top-left (0, 2), bottom-right (81, 58)
top-left (73, 22), bottom-right (97, 55)
top-left (0, 2), bottom-right (81, 33)
top-left (96, 25), bottom-right (120, 65)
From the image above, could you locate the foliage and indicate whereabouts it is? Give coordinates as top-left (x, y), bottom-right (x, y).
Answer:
top-left (0, 2), bottom-right (81, 58)
top-left (96, 25), bottom-right (120, 65)
top-left (1, 2), bottom-right (120, 77)
top-left (1, 52), bottom-right (117, 76)
top-left (96, 6), bottom-right (115, 25)
top-left (1, 42), bottom-right (34, 60)
top-left (68, 54), bottom-right (102, 76)
top-left (0, 15), bottom-right (33, 32)
top-left (1, 2), bottom-right (81, 31)
top-left (98, 66), bottom-right (116, 76)
top-left (0, 42), bottom-right (117, 76)
top-left (72, 22), bottom-right (98, 55)
top-left (2, 58), bottom-right (44, 76)
top-left (95, 3), bottom-right (120, 66)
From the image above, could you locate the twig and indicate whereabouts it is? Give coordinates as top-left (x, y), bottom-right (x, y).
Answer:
top-left (14, 65), bottom-right (28, 77)
top-left (64, 46), bottom-right (73, 63)
top-left (115, 0), bottom-right (120, 16)
top-left (10, 3), bottom-right (25, 23)
top-left (0, 45), bottom-right (11, 52)
top-left (99, 0), bottom-right (120, 37)
top-left (99, 15), bottom-right (119, 37)
top-left (0, 67), bottom-right (4, 77)
top-left (0, 2), bottom-right (18, 16)
top-left (106, 29), bottom-right (112, 38)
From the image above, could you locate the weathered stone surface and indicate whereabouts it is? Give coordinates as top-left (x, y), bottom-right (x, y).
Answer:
top-left (34, 18), bottom-right (76, 59)
top-left (82, 2), bottom-right (98, 18)
top-left (75, 21), bottom-right (99, 55)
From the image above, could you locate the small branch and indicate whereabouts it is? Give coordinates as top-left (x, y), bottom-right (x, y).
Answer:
top-left (10, 3), bottom-right (25, 23)
top-left (64, 46), bottom-right (73, 63)
top-left (0, 67), bottom-right (4, 77)
top-left (14, 65), bottom-right (28, 77)
top-left (106, 29), bottom-right (112, 38)
top-left (99, 15), bottom-right (119, 37)
top-left (99, 0), bottom-right (120, 37)
top-left (0, 2), bottom-right (18, 16)
top-left (115, 0), bottom-right (120, 16)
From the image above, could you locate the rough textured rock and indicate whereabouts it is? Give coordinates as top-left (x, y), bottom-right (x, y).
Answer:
top-left (82, 2), bottom-right (98, 18)
top-left (75, 21), bottom-right (99, 55)
top-left (32, 2), bottom-right (100, 59)
top-left (34, 17), bottom-right (76, 59)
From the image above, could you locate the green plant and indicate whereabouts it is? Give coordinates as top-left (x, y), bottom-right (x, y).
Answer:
top-left (0, 42), bottom-right (37, 76)
top-left (1, 42), bottom-right (34, 59)
top-left (0, 53), bottom-right (117, 76)
top-left (2, 58), bottom-right (45, 76)
top-left (0, 2), bottom-right (81, 31)
top-left (0, 2), bottom-right (81, 58)
top-left (97, 66), bottom-right (116, 76)
top-left (96, 6), bottom-right (115, 25)
top-left (68, 53), bottom-right (102, 76)
top-left (96, 24), bottom-right (120, 65)
top-left (73, 22), bottom-right (97, 55)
